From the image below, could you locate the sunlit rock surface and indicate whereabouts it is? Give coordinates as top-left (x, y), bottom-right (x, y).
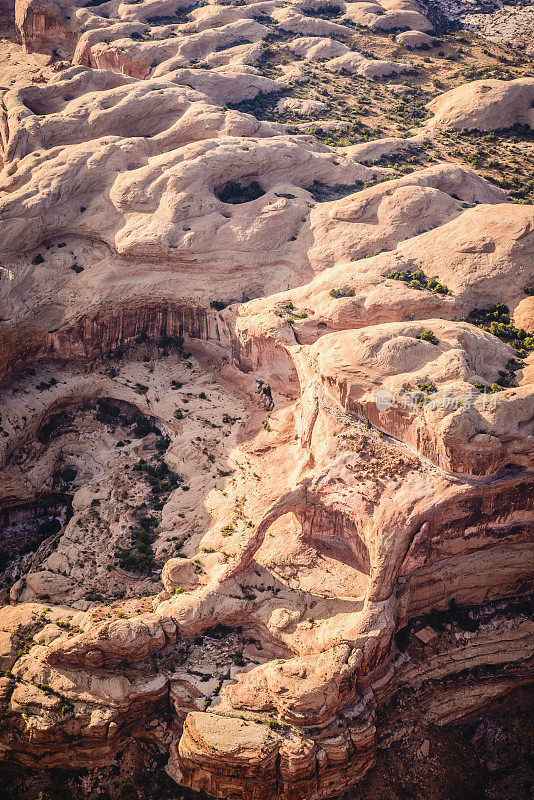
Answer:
top-left (0, 0), bottom-right (532, 797)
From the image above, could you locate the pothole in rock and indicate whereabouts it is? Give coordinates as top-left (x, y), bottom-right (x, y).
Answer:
top-left (215, 180), bottom-right (266, 204)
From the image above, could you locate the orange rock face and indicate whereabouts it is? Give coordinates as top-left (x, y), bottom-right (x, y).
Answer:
top-left (0, 0), bottom-right (533, 798)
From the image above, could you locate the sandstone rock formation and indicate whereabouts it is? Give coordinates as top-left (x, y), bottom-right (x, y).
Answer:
top-left (0, 0), bottom-right (532, 798)
top-left (425, 77), bottom-right (534, 131)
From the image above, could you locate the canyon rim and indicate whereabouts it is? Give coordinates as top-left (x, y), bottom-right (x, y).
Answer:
top-left (0, 0), bottom-right (533, 798)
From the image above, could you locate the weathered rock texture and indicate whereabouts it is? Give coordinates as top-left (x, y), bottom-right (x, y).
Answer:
top-left (0, 0), bottom-right (532, 798)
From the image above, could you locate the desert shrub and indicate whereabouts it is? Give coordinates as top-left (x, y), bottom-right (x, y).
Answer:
top-left (418, 330), bottom-right (439, 345)
top-left (417, 381), bottom-right (437, 394)
top-left (387, 269), bottom-right (451, 295)
top-left (474, 358), bottom-right (522, 392)
top-left (466, 304), bottom-right (534, 358)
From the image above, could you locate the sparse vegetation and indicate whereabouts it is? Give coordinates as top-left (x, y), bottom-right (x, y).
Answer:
top-left (466, 304), bottom-right (534, 359)
top-left (387, 269), bottom-right (451, 295)
top-left (418, 330), bottom-right (439, 345)
top-left (329, 287), bottom-right (355, 298)
top-left (417, 381), bottom-right (437, 395)
top-left (2, 6), bottom-right (533, 791)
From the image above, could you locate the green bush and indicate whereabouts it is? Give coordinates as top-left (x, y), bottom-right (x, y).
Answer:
top-left (418, 330), bottom-right (439, 345)
top-left (417, 381), bottom-right (437, 394)
top-left (466, 304), bottom-right (534, 358)
top-left (387, 269), bottom-right (451, 295)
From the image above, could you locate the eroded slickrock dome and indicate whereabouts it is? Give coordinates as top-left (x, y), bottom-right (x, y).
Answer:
top-left (0, 0), bottom-right (532, 798)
